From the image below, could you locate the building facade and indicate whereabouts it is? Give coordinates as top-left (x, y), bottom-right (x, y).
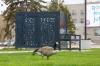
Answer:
top-left (67, 4), bottom-right (85, 39)
top-left (67, 4), bottom-right (100, 44)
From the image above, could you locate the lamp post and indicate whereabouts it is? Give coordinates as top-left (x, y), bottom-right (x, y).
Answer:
top-left (85, 0), bottom-right (87, 40)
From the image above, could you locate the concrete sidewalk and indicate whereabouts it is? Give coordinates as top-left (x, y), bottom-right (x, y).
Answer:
top-left (91, 44), bottom-right (100, 48)
top-left (0, 51), bottom-right (33, 54)
top-left (0, 50), bottom-right (91, 54)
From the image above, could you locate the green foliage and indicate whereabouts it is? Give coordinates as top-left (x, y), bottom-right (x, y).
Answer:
top-left (48, 1), bottom-right (58, 11)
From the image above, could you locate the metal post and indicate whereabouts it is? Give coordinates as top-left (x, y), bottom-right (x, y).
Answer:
top-left (84, 0), bottom-right (87, 40)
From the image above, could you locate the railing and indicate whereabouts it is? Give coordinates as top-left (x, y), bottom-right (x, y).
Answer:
top-left (59, 34), bottom-right (81, 51)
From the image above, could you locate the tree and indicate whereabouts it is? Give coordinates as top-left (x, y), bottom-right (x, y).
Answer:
top-left (48, 0), bottom-right (76, 34)
top-left (2, 0), bottom-right (47, 39)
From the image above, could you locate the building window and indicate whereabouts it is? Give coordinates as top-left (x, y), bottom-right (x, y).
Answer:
top-left (72, 10), bottom-right (76, 16)
top-left (94, 29), bottom-right (100, 36)
top-left (75, 22), bottom-right (81, 27)
top-left (72, 19), bottom-right (77, 23)
top-left (80, 18), bottom-right (84, 23)
top-left (80, 10), bottom-right (84, 16)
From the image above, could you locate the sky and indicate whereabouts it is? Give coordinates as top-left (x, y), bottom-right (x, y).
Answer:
top-left (0, 0), bottom-right (7, 14)
top-left (44, 0), bottom-right (84, 4)
top-left (0, 0), bottom-right (85, 14)
top-left (64, 0), bottom-right (84, 4)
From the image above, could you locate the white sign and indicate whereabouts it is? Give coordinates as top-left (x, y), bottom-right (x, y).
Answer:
top-left (87, 4), bottom-right (100, 27)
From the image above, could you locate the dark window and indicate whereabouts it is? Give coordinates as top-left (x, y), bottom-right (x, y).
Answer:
top-left (72, 19), bottom-right (77, 22)
top-left (80, 18), bottom-right (84, 23)
top-left (72, 10), bottom-right (76, 16)
top-left (80, 10), bottom-right (84, 15)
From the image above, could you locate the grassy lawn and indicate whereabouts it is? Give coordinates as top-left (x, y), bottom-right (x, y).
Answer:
top-left (0, 49), bottom-right (100, 66)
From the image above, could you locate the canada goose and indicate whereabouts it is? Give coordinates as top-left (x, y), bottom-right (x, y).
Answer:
top-left (33, 46), bottom-right (56, 60)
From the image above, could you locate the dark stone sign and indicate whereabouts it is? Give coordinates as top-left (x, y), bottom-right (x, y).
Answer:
top-left (15, 12), bottom-right (60, 48)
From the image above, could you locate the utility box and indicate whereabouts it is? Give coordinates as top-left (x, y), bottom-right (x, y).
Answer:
top-left (81, 40), bottom-right (91, 49)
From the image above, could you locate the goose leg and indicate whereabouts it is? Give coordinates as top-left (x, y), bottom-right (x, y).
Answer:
top-left (47, 56), bottom-right (49, 60)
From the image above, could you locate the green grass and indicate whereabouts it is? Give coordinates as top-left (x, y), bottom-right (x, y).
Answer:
top-left (0, 49), bottom-right (100, 66)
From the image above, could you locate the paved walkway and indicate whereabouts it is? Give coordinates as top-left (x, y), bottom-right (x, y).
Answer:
top-left (0, 51), bottom-right (33, 54)
top-left (0, 50), bottom-right (91, 54)
top-left (91, 44), bottom-right (100, 48)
